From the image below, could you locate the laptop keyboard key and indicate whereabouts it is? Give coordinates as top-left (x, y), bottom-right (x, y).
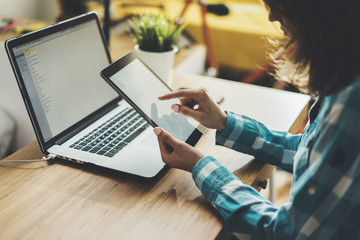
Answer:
top-left (123, 125), bottom-right (146, 143)
top-left (97, 150), bottom-right (107, 155)
top-left (89, 147), bottom-right (101, 153)
top-left (82, 146), bottom-right (92, 152)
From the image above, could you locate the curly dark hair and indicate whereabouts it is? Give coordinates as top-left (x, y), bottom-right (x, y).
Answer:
top-left (263, 0), bottom-right (360, 96)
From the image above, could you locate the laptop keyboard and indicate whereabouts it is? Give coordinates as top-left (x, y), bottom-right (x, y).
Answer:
top-left (69, 107), bottom-right (149, 157)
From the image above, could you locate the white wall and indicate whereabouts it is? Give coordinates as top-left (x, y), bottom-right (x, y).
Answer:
top-left (0, 0), bottom-right (59, 21)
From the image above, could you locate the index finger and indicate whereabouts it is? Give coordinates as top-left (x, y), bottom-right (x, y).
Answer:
top-left (158, 89), bottom-right (200, 100)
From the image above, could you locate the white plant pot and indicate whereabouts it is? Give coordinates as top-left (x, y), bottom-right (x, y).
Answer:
top-left (135, 45), bottom-right (178, 87)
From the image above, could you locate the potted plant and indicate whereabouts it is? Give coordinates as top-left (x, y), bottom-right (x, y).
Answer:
top-left (128, 14), bottom-right (186, 85)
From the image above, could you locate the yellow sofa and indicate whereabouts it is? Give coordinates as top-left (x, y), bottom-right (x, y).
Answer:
top-left (90, 0), bottom-right (284, 72)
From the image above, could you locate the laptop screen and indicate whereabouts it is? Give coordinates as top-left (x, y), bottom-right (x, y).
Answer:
top-left (11, 17), bottom-right (117, 142)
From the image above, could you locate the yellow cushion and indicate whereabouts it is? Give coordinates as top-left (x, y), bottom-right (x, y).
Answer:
top-left (90, 0), bottom-right (284, 71)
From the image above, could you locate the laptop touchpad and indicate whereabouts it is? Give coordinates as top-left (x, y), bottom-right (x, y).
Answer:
top-left (139, 131), bottom-right (158, 148)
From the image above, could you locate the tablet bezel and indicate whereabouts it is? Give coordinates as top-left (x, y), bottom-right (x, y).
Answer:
top-left (100, 52), bottom-right (203, 147)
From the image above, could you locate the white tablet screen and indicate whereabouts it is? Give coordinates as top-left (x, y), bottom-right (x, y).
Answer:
top-left (108, 58), bottom-right (199, 142)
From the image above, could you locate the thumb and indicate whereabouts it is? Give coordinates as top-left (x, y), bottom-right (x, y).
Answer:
top-left (153, 127), bottom-right (178, 145)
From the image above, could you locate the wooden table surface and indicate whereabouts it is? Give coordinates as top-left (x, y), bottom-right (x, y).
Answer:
top-left (0, 70), bottom-right (310, 239)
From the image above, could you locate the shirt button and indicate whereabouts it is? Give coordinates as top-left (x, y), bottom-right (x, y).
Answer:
top-left (308, 187), bottom-right (316, 195)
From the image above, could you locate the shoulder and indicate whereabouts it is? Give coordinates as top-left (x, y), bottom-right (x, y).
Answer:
top-left (322, 78), bottom-right (360, 119)
top-left (311, 78), bottom-right (360, 170)
top-left (316, 78), bottom-right (360, 145)
top-left (330, 77), bottom-right (360, 109)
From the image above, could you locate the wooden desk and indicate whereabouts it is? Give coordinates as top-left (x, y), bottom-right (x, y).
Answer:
top-left (0, 72), bottom-right (310, 239)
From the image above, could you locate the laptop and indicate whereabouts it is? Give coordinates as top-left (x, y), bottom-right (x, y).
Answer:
top-left (5, 12), bottom-right (166, 178)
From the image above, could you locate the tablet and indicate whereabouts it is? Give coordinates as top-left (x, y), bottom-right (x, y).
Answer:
top-left (100, 52), bottom-right (204, 146)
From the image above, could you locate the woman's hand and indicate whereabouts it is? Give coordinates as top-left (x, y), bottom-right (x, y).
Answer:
top-left (153, 127), bottom-right (204, 172)
top-left (158, 88), bottom-right (227, 131)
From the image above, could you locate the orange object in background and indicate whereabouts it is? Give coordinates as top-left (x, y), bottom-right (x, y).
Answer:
top-left (176, 0), bottom-right (218, 77)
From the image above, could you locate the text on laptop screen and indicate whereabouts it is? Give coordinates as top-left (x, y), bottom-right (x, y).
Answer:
top-left (13, 19), bottom-right (117, 141)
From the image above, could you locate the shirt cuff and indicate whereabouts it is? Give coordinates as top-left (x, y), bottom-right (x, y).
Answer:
top-left (216, 111), bottom-right (236, 141)
top-left (215, 111), bottom-right (260, 152)
top-left (192, 156), bottom-right (242, 202)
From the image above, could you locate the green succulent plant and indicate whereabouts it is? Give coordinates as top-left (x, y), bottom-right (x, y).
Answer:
top-left (128, 14), bottom-right (186, 52)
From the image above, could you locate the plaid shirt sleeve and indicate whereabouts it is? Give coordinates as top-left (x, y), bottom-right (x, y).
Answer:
top-left (192, 80), bottom-right (360, 239)
top-left (215, 111), bottom-right (301, 173)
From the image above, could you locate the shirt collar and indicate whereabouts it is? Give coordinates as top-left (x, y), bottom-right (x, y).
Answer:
top-left (308, 96), bottom-right (324, 124)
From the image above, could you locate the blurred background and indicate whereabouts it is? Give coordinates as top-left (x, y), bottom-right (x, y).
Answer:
top-left (0, 0), bottom-right (59, 21)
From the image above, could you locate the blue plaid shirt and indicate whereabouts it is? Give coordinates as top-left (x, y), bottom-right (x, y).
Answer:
top-left (192, 79), bottom-right (360, 239)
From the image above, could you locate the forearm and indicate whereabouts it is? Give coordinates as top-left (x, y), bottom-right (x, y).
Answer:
top-left (192, 155), bottom-right (360, 240)
top-left (216, 111), bottom-right (300, 172)
top-left (192, 156), bottom-right (293, 239)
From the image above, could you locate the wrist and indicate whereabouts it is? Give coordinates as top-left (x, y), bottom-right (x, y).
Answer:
top-left (189, 153), bottom-right (204, 172)
top-left (217, 111), bottom-right (228, 132)
top-left (191, 155), bottom-right (207, 174)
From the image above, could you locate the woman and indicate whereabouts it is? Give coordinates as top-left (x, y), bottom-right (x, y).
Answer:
top-left (154, 0), bottom-right (360, 239)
